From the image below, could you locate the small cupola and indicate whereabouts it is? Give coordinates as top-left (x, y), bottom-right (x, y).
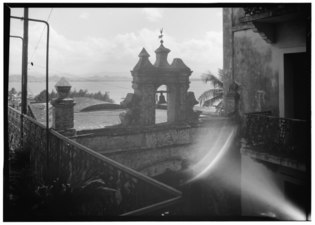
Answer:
top-left (133, 48), bottom-right (154, 71)
top-left (154, 29), bottom-right (171, 68)
top-left (154, 43), bottom-right (171, 68)
top-left (55, 77), bottom-right (71, 99)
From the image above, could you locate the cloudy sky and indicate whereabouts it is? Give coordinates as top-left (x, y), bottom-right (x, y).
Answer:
top-left (9, 7), bottom-right (223, 78)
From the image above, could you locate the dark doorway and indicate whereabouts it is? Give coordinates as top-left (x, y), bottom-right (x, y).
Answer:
top-left (284, 181), bottom-right (307, 218)
top-left (284, 52), bottom-right (310, 120)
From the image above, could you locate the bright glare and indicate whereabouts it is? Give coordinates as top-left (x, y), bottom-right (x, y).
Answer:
top-left (183, 122), bottom-right (307, 220)
top-left (185, 126), bottom-right (236, 184)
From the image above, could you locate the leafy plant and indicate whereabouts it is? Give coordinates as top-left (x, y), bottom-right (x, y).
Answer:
top-left (32, 178), bottom-right (118, 217)
top-left (34, 89), bottom-right (114, 103)
top-left (8, 88), bottom-right (17, 100)
top-left (198, 69), bottom-right (224, 113)
top-left (6, 144), bottom-right (37, 220)
top-left (7, 144), bottom-right (119, 219)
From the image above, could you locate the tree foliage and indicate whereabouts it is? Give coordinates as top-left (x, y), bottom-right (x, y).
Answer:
top-left (34, 89), bottom-right (114, 103)
top-left (9, 87), bottom-right (17, 95)
top-left (8, 88), bottom-right (18, 100)
top-left (198, 69), bottom-right (224, 112)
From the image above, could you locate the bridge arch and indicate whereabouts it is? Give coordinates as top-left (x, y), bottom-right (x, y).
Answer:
top-left (138, 157), bottom-right (184, 177)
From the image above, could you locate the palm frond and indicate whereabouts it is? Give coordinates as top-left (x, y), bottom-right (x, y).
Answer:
top-left (203, 93), bottom-right (224, 107)
top-left (214, 101), bottom-right (223, 112)
top-left (201, 72), bottom-right (223, 88)
top-left (217, 69), bottom-right (224, 80)
top-left (198, 89), bottom-right (223, 103)
top-left (198, 89), bottom-right (214, 102)
top-left (215, 100), bottom-right (223, 109)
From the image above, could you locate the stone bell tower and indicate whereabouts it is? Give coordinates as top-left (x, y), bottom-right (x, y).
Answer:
top-left (120, 35), bottom-right (199, 126)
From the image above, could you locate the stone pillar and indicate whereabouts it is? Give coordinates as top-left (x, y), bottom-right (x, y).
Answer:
top-left (51, 77), bottom-right (76, 136)
top-left (130, 48), bottom-right (157, 126)
top-left (178, 81), bottom-right (190, 122)
top-left (139, 83), bottom-right (156, 125)
top-left (223, 8), bottom-right (234, 115)
top-left (167, 84), bottom-right (177, 123)
top-left (224, 81), bottom-right (240, 117)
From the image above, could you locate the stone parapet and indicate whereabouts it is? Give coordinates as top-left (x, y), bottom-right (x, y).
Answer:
top-left (75, 123), bottom-right (192, 152)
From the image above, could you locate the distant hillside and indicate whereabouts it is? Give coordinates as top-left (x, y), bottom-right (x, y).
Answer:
top-left (9, 72), bottom-right (132, 83)
top-left (9, 71), bottom-right (202, 82)
top-left (9, 74), bottom-right (62, 82)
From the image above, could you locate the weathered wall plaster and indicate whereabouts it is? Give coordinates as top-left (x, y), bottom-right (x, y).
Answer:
top-left (223, 8), bottom-right (307, 116)
top-left (75, 125), bottom-right (192, 152)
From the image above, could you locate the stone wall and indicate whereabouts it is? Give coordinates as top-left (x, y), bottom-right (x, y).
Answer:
top-left (234, 29), bottom-right (279, 115)
top-left (105, 144), bottom-right (192, 177)
top-left (75, 124), bottom-right (192, 153)
top-left (223, 8), bottom-right (307, 116)
top-left (52, 102), bottom-right (75, 130)
top-left (75, 117), bottom-right (238, 178)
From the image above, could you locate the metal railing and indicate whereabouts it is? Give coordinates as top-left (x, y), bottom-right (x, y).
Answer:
top-left (243, 6), bottom-right (282, 16)
top-left (8, 106), bottom-right (182, 216)
top-left (242, 111), bottom-right (308, 162)
top-left (242, 5), bottom-right (306, 18)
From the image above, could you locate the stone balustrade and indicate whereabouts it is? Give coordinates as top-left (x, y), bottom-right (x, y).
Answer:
top-left (7, 106), bottom-right (182, 216)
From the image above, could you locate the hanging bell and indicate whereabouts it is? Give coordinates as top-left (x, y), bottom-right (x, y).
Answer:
top-left (158, 93), bottom-right (166, 104)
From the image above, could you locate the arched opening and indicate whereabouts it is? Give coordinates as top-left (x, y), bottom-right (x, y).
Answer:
top-left (155, 84), bottom-right (168, 124)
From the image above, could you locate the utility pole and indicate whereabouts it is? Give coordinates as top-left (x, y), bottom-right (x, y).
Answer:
top-left (21, 7), bottom-right (28, 114)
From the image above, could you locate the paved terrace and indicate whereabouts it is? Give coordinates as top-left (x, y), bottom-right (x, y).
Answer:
top-left (28, 102), bottom-right (168, 130)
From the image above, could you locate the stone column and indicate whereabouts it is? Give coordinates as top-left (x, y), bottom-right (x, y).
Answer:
top-left (51, 78), bottom-right (76, 136)
top-left (224, 81), bottom-right (240, 117)
top-left (139, 83), bottom-right (156, 125)
top-left (178, 81), bottom-right (190, 122)
top-left (167, 84), bottom-right (177, 123)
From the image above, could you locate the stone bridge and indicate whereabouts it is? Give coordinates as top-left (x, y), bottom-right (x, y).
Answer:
top-left (74, 118), bottom-right (236, 178)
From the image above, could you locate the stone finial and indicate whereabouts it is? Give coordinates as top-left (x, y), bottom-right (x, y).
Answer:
top-left (171, 58), bottom-right (191, 71)
top-left (138, 48), bottom-right (150, 58)
top-left (119, 93), bottom-right (140, 126)
top-left (51, 78), bottom-right (75, 135)
top-left (185, 92), bottom-right (201, 123)
top-left (154, 43), bottom-right (171, 68)
top-left (55, 77), bottom-right (71, 99)
top-left (133, 48), bottom-right (154, 71)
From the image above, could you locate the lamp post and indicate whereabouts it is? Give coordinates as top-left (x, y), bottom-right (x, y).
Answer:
top-left (10, 35), bottom-right (23, 106)
top-left (10, 35), bottom-right (24, 147)
top-left (10, 16), bottom-right (50, 130)
top-left (10, 16), bottom-right (50, 179)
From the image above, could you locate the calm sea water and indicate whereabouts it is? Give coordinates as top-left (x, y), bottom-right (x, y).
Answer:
top-left (8, 79), bottom-right (211, 104)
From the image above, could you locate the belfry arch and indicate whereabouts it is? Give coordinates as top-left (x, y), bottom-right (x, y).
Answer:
top-left (120, 40), bottom-right (200, 126)
top-left (155, 84), bottom-right (167, 124)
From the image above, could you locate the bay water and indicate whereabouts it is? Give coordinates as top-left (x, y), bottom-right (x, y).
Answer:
top-left (9, 79), bottom-right (212, 104)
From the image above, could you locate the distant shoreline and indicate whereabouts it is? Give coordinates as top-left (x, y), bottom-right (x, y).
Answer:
top-left (9, 75), bottom-right (202, 83)
top-left (9, 78), bottom-right (208, 105)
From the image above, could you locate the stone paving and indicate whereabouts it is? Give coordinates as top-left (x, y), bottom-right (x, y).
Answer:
top-left (74, 109), bottom-right (168, 131)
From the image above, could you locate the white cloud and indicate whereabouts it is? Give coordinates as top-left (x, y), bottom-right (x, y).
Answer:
top-left (9, 23), bottom-right (222, 78)
top-left (115, 28), bottom-right (223, 76)
top-left (141, 8), bottom-right (163, 22)
top-left (79, 12), bottom-right (89, 19)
